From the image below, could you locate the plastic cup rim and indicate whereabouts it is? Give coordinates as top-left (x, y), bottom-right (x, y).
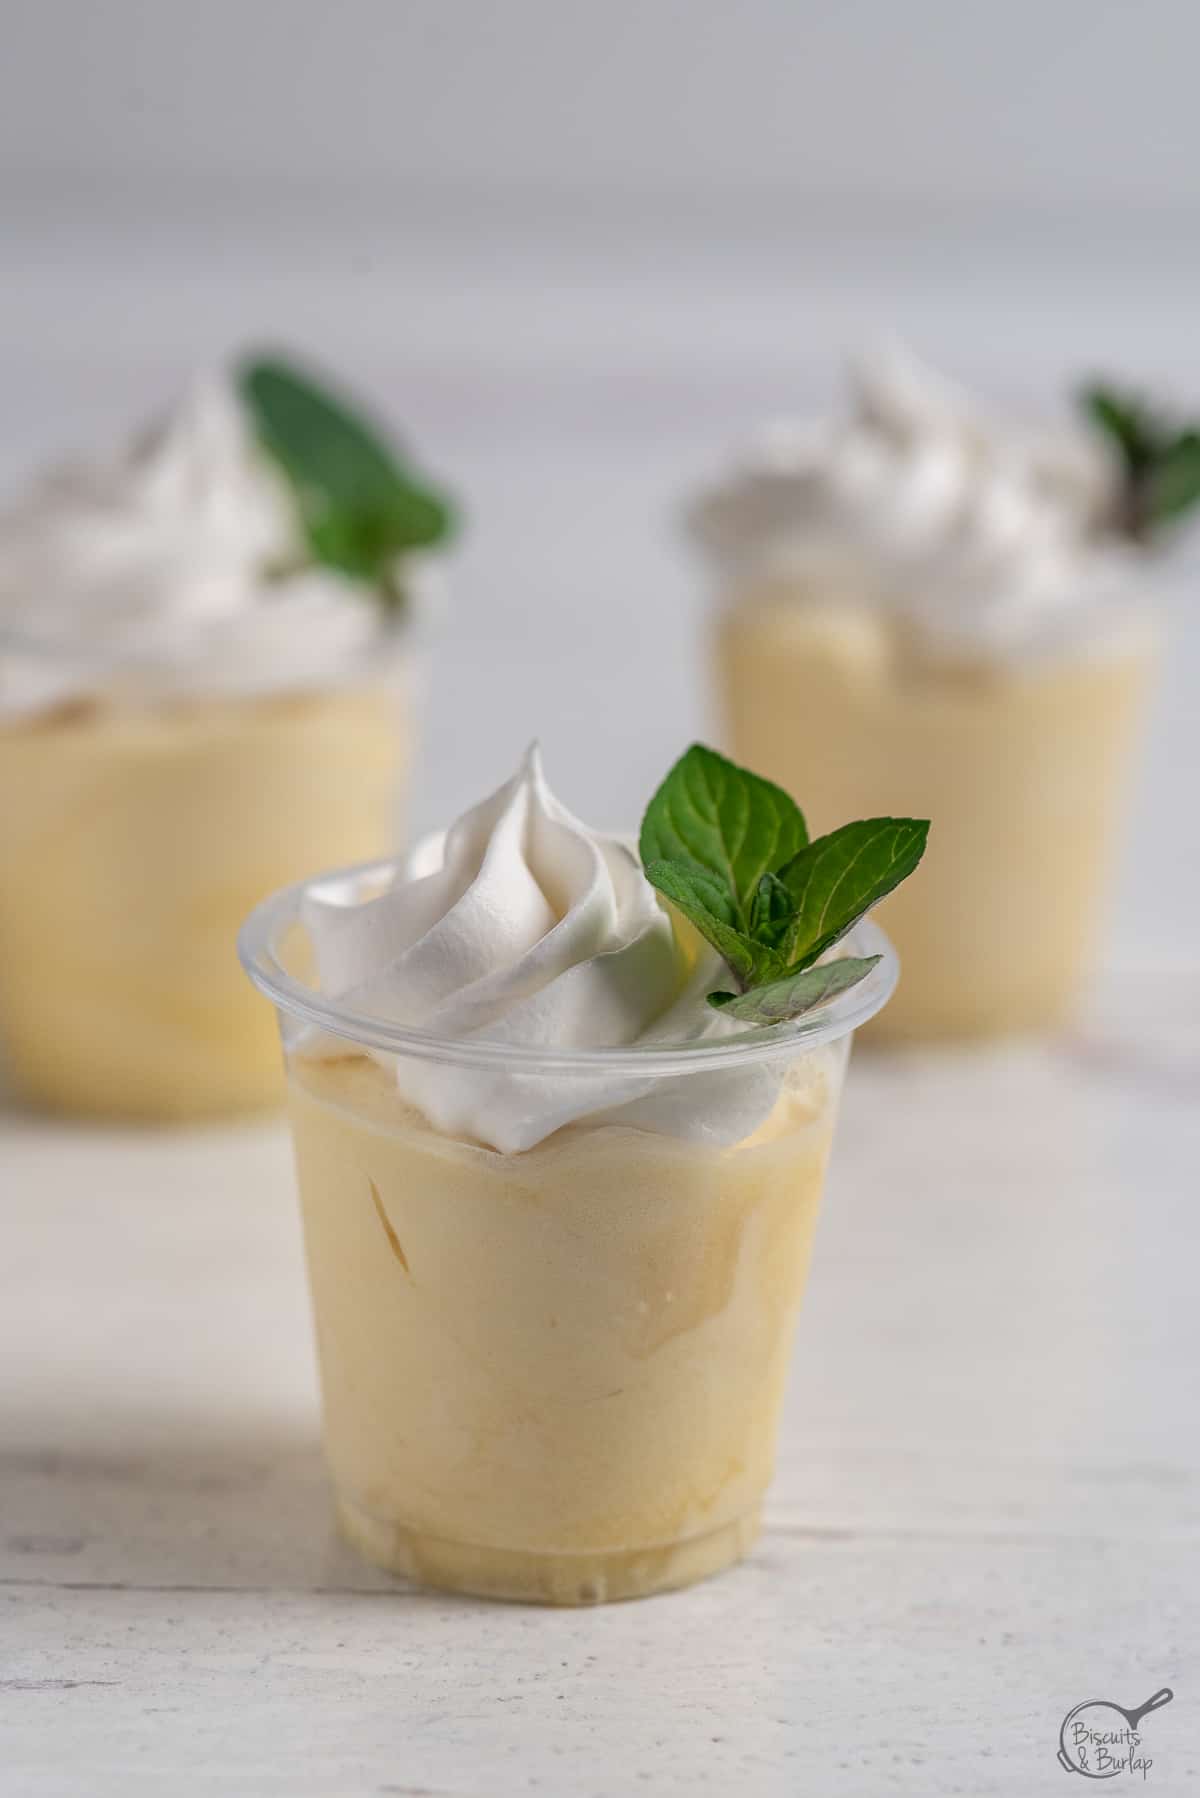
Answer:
top-left (238, 854), bottom-right (900, 1078)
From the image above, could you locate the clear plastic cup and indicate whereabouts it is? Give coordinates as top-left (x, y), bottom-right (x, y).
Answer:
top-left (0, 625), bottom-right (417, 1122)
top-left (240, 859), bottom-right (898, 1605)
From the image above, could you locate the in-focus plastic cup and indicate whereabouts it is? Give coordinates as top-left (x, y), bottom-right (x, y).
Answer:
top-left (0, 627), bottom-right (417, 1122)
top-left (240, 859), bottom-right (898, 1605)
top-left (711, 578), bottom-right (1158, 1041)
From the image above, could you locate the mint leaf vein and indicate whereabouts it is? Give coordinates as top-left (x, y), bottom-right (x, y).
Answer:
top-left (778, 818), bottom-right (930, 969)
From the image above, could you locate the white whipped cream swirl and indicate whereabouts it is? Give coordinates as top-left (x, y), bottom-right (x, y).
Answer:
top-left (688, 346), bottom-right (1133, 663)
top-left (0, 378), bottom-right (398, 718)
top-left (301, 746), bottom-right (788, 1152)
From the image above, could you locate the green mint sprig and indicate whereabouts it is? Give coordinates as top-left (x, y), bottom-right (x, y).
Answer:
top-left (639, 745), bottom-right (928, 1026)
top-left (1079, 382), bottom-right (1200, 544)
top-left (237, 353), bottom-right (458, 607)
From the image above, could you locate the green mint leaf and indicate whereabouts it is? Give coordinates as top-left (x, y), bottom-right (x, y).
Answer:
top-left (1146, 431), bottom-right (1200, 527)
top-left (238, 354), bottom-right (457, 593)
top-left (778, 817), bottom-right (929, 969)
top-left (644, 860), bottom-right (782, 990)
top-left (1080, 384), bottom-right (1163, 475)
top-left (749, 871), bottom-right (797, 951)
top-left (306, 511), bottom-right (396, 582)
top-left (640, 747), bottom-right (929, 1004)
top-left (1079, 380), bottom-right (1200, 542)
top-left (707, 955), bottom-right (882, 1022)
top-left (639, 744), bottom-right (807, 931)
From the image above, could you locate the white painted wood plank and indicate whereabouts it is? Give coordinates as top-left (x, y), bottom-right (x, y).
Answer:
top-left (2, 1011), bottom-right (1198, 1792)
top-left (2, 1548), bottom-right (1194, 1797)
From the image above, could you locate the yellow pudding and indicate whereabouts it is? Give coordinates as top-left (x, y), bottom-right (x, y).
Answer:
top-left (715, 594), bottom-right (1156, 1040)
top-left (285, 1043), bottom-right (846, 1605)
top-left (0, 686), bottom-right (405, 1120)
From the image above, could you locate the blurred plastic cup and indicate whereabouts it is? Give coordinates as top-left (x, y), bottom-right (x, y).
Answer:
top-left (0, 624), bottom-right (417, 1121)
top-left (711, 577), bottom-right (1158, 1041)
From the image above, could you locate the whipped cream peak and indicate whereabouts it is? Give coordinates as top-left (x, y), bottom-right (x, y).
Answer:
top-left (50, 376), bottom-right (293, 569)
top-left (0, 374), bottom-right (399, 718)
top-left (847, 342), bottom-right (974, 448)
top-left (688, 344), bottom-right (1130, 664)
top-left (301, 747), bottom-right (789, 1151)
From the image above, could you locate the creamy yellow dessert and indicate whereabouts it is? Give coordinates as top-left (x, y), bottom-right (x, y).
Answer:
top-left (716, 595), bottom-right (1155, 1040)
top-left (693, 349), bottom-right (1157, 1041)
top-left (287, 1044), bottom-right (842, 1604)
top-left (0, 687), bottom-right (404, 1120)
top-left (0, 360), bottom-right (454, 1119)
top-left (243, 744), bottom-right (918, 1602)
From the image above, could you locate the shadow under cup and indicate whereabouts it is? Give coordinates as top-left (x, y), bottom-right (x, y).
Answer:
top-left (241, 863), bottom-right (897, 1605)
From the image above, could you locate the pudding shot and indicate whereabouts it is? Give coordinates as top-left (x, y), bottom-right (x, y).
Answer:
top-left (692, 349), bottom-right (1160, 1040)
top-left (242, 743), bottom-right (926, 1603)
top-left (0, 357), bottom-right (456, 1119)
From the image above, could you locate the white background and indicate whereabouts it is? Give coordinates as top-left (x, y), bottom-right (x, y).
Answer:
top-left (7, 1), bottom-right (1200, 226)
top-left (3, 0), bottom-right (1199, 957)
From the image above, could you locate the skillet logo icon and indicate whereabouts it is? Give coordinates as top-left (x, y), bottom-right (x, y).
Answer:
top-left (1058, 1687), bottom-right (1173, 1779)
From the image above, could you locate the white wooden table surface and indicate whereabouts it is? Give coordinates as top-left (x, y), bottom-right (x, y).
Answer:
top-left (2, 979), bottom-right (1198, 1797)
